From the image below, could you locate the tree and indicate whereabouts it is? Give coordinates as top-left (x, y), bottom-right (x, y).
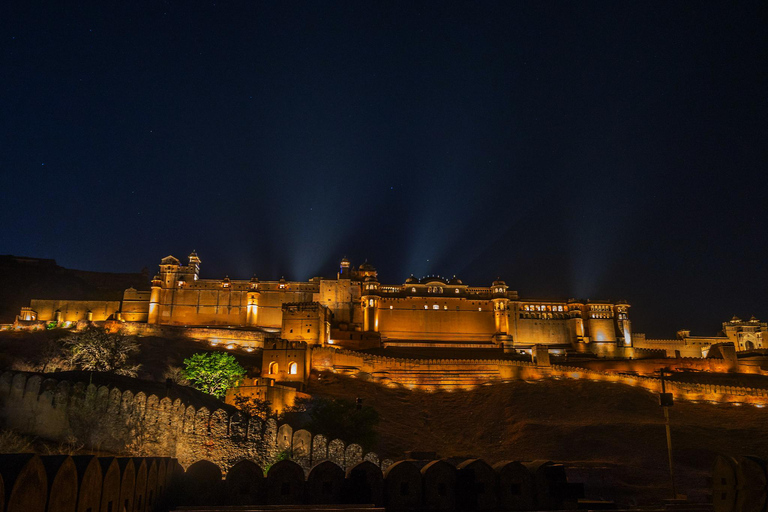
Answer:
top-left (64, 327), bottom-right (140, 376)
top-left (232, 394), bottom-right (274, 419)
top-left (163, 364), bottom-right (190, 386)
top-left (285, 397), bottom-right (379, 451)
top-left (182, 351), bottom-right (246, 398)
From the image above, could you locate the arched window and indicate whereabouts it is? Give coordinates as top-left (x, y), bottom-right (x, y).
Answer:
top-left (411, 287), bottom-right (416, 293)
top-left (288, 362), bottom-right (298, 375)
top-left (268, 361), bottom-right (278, 374)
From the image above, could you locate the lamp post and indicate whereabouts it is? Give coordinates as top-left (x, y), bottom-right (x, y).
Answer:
top-left (659, 368), bottom-right (677, 499)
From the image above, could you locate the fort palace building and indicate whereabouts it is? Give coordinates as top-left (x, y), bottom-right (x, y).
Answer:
top-left (17, 251), bottom-right (634, 354)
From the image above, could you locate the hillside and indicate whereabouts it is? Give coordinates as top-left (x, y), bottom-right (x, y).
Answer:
top-left (306, 370), bottom-right (768, 505)
top-left (0, 255), bottom-right (149, 323)
top-left (0, 330), bottom-right (262, 382)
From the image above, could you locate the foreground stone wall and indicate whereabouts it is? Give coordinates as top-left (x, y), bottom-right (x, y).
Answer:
top-left (0, 371), bottom-right (377, 471)
top-left (0, 454), bottom-right (178, 512)
top-left (172, 457), bottom-right (582, 511)
top-left (0, 453), bottom-right (583, 512)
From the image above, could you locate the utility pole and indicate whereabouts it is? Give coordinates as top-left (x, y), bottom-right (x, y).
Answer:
top-left (659, 368), bottom-right (677, 499)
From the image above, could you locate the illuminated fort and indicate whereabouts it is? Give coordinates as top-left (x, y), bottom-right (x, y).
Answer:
top-left (18, 251), bottom-right (634, 354)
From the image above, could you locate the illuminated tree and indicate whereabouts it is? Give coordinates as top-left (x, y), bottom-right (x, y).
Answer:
top-left (182, 351), bottom-right (245, 398)
top-left (64, 327), bottom-right (140, 376)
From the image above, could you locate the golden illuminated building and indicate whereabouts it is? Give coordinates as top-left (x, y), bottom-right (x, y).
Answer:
top-left (17, 251), bottom-right (634, 353)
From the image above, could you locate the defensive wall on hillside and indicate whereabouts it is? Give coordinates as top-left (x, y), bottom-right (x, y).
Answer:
top-left (0, 370), bottom-right (380, 471)
top-left (311, 348), bottom-right (768, 404)
top-left (118, 322), bottom-right (273, 350)
top-left (4, 320), bottom-right (273, 351)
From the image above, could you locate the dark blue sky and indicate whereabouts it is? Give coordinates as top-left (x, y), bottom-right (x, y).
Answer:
top-left (1, 1), bottom-right (766, 337)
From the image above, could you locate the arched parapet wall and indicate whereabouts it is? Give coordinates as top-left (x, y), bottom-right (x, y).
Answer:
top-left (0, 454), bottom-right (584, 509)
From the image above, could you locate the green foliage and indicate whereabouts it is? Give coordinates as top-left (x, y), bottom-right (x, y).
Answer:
top-left (46, 322), bottom-right (57, 330)
top-left (64, 327), bottom-right (140, 376)
top-left (232, 394), bottom-right (274, 419)
top-left (263, 449), bottom-right (290, 473)
top-left (182, 351), bottom-right (246, 399)
top-left (285, 397), bottom-right (379, 451)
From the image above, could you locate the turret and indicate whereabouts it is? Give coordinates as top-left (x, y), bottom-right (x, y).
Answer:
top-left (358, 260), bottom-right (377, 279)
top-left (614, 302), bottom-right (632, 346)
top-left (491, 279), bottom-right (510, 334)
top-left (159, 255), bottom-right (181, 287)
top-left (246, 275), bottom-right (260, 326)
top-left (188, 250), bottom-right (201, 280)
top-left (148, 273), bottom-right (163, 324)
top-left (566, 299), bottom-right (587, 347)
top-left (362, 275), bottom-right (380, 332)
top-left (339, 257), bottom-right (351, 279)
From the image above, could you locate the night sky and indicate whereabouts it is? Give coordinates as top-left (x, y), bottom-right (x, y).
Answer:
top-left (1, 1), bottom-right (766, 338)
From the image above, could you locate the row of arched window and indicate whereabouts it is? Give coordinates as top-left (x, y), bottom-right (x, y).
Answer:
top-left (409, 287), bottom-right (461, 294)
top-left (523, 304), bottom-right (565, 312)
top-left (520, 313), bottom-right (567, 320)
top-left (268, 361), bottom-right (298, 375)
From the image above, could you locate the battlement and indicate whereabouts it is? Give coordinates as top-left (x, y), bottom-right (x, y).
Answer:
top-left (0, 370), bottom-right (379, 472)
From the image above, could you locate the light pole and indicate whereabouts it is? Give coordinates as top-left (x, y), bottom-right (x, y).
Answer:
top-left (659, 368), bottom-right (677, 499)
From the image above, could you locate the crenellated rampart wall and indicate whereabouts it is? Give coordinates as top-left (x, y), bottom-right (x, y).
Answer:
top-left (312, 348), bottom-right (768, 404)
top-left (119, 322), bottom-right (271, 350)
top-left (0, 370), bottom-right (379, 472)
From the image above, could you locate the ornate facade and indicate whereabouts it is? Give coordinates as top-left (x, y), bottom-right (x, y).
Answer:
top-left (17, 251), bottom-right (633, 353)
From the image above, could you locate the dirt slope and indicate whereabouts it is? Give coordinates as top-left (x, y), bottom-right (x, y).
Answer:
top-left (307, 371), bottom-right (768, 504)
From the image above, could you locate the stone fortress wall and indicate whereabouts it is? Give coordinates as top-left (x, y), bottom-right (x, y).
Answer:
top-left (0, 453), bottom-right (179, 512)
top-left (0, 370), bottom-right (379, 472)
top-left (14, 252), bottom-right (635, 351)
top-left (0, 451), bottom-right (584, 512)
top-left (310, 347), bottom-right (768, 404)
top-left (119, 322), bottom-right (273, 350)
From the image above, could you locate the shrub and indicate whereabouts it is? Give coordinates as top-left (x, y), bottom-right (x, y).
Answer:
top-left (182, 351), bottom-right (246, 398)
top-left (63, 327), bottom-right (140, 376)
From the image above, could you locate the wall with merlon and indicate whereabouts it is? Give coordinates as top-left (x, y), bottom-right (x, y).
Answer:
top-left (0, 370), bottom-right (378, 473)
top-left (119, 322), bottom-right (270, 349)
top-left (310, 348), bottom-right (768, 403)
